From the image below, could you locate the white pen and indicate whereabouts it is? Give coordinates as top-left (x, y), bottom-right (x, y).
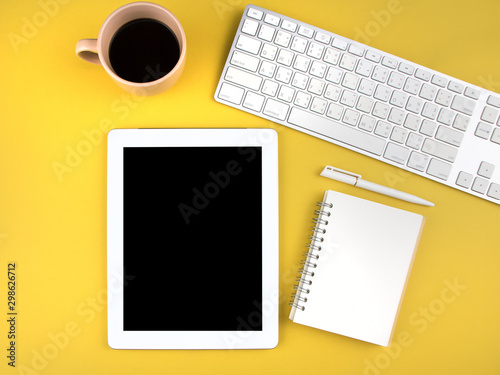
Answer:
top-left (320, 165), bottom-right (435, 207)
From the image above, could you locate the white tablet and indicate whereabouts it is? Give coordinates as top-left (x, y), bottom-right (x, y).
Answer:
top-left (107, 128), bottom-right (279, 349)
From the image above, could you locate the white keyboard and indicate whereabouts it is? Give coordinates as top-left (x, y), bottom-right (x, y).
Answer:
top-left (215, 4), bottom-right (500, 204)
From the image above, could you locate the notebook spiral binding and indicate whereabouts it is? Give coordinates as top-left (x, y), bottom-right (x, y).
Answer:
top-left (289, 200), bottom-right (333, 312)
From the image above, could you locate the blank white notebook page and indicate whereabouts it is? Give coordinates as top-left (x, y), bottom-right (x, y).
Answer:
top-left (289, 190), bottom-right (425, 346)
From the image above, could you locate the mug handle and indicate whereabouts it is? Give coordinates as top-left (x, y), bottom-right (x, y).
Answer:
top-left (75, 39), bottom-right (101, 65)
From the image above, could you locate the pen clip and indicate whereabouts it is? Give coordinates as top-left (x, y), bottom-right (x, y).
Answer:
top-left (323, 165), bottom-right (361, 179)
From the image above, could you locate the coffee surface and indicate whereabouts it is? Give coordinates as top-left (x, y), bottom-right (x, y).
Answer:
top-left (109, 18), bottom-right (180, 83)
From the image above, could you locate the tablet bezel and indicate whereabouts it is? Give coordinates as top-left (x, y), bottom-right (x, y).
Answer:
top-left (107, 128), bottom-right (279, 349)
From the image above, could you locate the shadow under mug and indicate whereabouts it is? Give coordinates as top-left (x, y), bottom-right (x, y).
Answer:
top-left (76, 2), bottom-right (186, 96)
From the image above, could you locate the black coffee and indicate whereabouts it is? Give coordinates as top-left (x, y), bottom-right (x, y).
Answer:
top-left (109, 18), bottom-right (180, 83)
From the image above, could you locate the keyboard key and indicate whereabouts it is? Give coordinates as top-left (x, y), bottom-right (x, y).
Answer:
top-left (372, 66), bottom-right (389, 83)
top-left (307, 42), bottom-right (325, 59)
top-left (448, 81), bottom-right (464, 94)
top-left (298, 25), bottom-right (314, 38)
top-left (406, 96), bottom-right (423, 114)
top-left (261, 79), bottom-right (278, 96)
top-left (288, 108), bottom-right (386, 155)
top-left (311, 97), bottom-right (328, 114)
top-left (258, 25), bottom-right (276, 42)
top-left (242, 19), bottom-right (259, 35)
top-left (464, 86), bottom-right (480, 100)
top-left (310, 61), bottom-right (327, 78)
top-left (407, 151), bottom-right (429, 172)
top-left (263, 98), bottom-right (289, 120)
top-left (387, 72), bottom-right (405, 89)
top-left (365, 50), bottom-right (381, 63)
top-left (426, 158), bottom-right (452, 180)
top-left (281, 20), bottom-right (297, 32)
top-left (398, 62), bottom-right (414, 75)
top-left (358, 79), bottom-right (376, 96)
top-left (291, 36), bottom-right (308, 53)
top-left (294, 55), bottom-right (311, 72)
top-left (403, 114), bottom-right (421, 131)
top-left (355, 60), bottom-right (374, 77)
top-left (348, 44), bottom-right (364, 57)
top-left (384, 142), bottom-right (410, 164)
top-left (325, 84), bottom-right (341, 101)
top-left (308, 78), bottom-right (325, 95)
top-left (278, 85), bottom-right (295, 102)
top-left (292, 72), bottom-right (309, 89)
top-left (372, 102), bottom-right (389, 119)
top-left (403, 77), bottom-right (420, 95)
top-left (247, 8), bottom-right (263, 20)
top-left (452, 114), bottom-right (470, 131)
top-left (451, 96), bottom-right (476, 115)
top-left (419, 120), bottom-right (437, 137)
top-left (294, 91), bottom-right (312, 108)
top-left (225, 67), bottom-right (262, 90)
top-left (480, 106), bottom-right (499, 123)
top-left (437, 108), bottom-right (454, 125)
top-left (326, 102), bottom-right (343, 120)
top-left (264, 13), bottom-right (280, 26)
top-left (478, 161), bottom-right (495, 178)
top-left (275, 30), bottom-right (292, 47)
top-left (324, 48), bottom-right (341, 65)
top-left (341, 73), bottom-right (359, 90)
top-left (358, 115), bottom-right (376, 132)
top-left (277, 49), bottom-right (294, 66)
top-left (339, 90), bottom-right (357, 107)
top-left (243, 91), bottom-right (265, 111)
top-left (487, 95), bottom-right (500, 108)
top-left (406, 132), bottom-right (424, 149)
top-left (374, 121), bottom-right (392, 138)
top-left (389, 91), bottom-right (407, 108)
top-left (390, 127), bottom-right (408, 144)
top-left (231, 51), bottom-right (260, 72)
top-left (276, 66), bottom-right (293, 83)
top-left (218, 82), bottom-right (244, 104)
top-left (331, 38), bottom-right (348, 50)
top-left (414, 68), bottom-right (431, 81)
top-left (315, 32), bottom-right (331, 44)
top-left (236, 34), bottom-right (262, 54)
top-left (356, 96), bottom-right (373, 113)
top-left (456, 171), bottom-right (473, 189)
top-left (475, 122), bottom-right (492, 139)
top-left (326, 66), bottom-right (343, 84)
top-left (419, 83), bottom-right (437, 101)
top-left (487, 183), bottom-right (500, 200)
top-left (435, 89), bottom-right (453, 106)
top-left (492, 128), bottom-right (500, 144)
top-left (339, 54), bottom-right (357, 71)
top-left (422, 138), bottom-right (458, 163)
top-left (381, 56), bottom-right (398, 69)
top-left (259, 60), bottom-right (277, 77)
top-left (260, 43), bottom-right (278, 60)
top-left (435, 125), bottom-right (464, 147)
top-left (472, 177), bottom-right (488, 194)
top-left (342, 108), bottom-right (360, 125)
top-left (374, 85), bottom-right (391, 102)
top-left (431, 74), bottom-right (447, 87)
top-left (422, 102), bottom-right (439, 119)
top-left (388, 108), bottom-right (405, 125)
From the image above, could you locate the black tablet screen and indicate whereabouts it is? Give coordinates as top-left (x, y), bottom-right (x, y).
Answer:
top-left (122, 146), bottom-right (263, 331)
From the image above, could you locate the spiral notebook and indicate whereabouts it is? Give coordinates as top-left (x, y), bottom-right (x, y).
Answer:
top-left (289, 190), bottom-right (425, 347)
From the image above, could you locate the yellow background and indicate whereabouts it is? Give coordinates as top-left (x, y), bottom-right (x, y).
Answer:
top-left (1, 0), bottom-right (500, 374)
